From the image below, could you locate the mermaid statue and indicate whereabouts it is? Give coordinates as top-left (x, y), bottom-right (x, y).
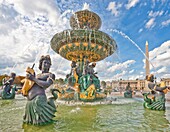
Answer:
top-left (124, 82), bottom-right (132, 98)
top-left (0, 72), bottom-right (17, 99)
top-left (143, 74), bottom-right (170, 111)
top-left (23, 55), bottom-right (59, 125)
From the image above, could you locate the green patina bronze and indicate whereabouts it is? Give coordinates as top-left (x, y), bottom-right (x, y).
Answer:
top-left (51, 30), bottom-right (117, 62)
top-left (143, 74), bottom-right (169, 111)
top-left (22, 55), bottom-right (60, 125)
top-left (0, 73), bottom-right (17, 100)
top-left (124, 91), bottom-right (133, 98)
top-left (51, 9), bottom-right (117, 101)
top-left (23, 89), bottom-right (59, 125)
top-left (124, 83), bottom-right (133, 98)
top-left (143, 93), bottom-right (165, 111)
top-left (0, 85), bottom-right (16, 99)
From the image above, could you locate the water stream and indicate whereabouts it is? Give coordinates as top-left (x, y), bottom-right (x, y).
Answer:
top-left (107, 29), bottom-right (155, 70)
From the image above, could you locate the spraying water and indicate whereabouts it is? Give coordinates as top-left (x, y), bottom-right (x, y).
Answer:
top-left (72, 11), bottom-right (80, 29)
top-left (59, 9), bottom-right (72, 19)
top-left (108, 29), bottom-right (156, 70)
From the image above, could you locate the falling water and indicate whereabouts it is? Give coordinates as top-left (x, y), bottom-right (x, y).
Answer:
top-left (67, 30), bottom-right (72, 41)
top-left (72, 11), bottom-right (80, 29)
top-left (59, 9), bottom-right (72, 19)
top-left (89, 29), bottom-right (92, 44)
top-left (108, 29), bottom-right (155, 70)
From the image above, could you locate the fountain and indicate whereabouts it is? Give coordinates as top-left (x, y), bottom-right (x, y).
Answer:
top-left (1, 8), bottom-right (170, 132)
top-left (51, 9), bottom-right (117, 101)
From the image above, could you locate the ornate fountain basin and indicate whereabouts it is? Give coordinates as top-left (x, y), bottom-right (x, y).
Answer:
top-left (51, 29), bottom-right (117, 62)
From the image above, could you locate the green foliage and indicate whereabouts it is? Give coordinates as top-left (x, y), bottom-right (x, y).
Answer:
top-left (101, 81), bottom-right (106, 88)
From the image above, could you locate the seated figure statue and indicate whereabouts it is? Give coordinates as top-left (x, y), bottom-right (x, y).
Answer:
top-left (3, 73), bottom-right (16, 94)
top-left (79, 60), bottom-right (90, 92)
top-left (0, 73), bottom-right (17, 99)
top-left (79, 62), bottom-right (100, 92)
top-left (143, 74), bottom-right (170, 111)
top-left (67, 61), bottom-right (78, 87)
top-left (23, 55), bottom-right (59, 125)
top-left (124, 82), bottom-right (132, 98)
top-left (88, 63), bottom-right (100, 91)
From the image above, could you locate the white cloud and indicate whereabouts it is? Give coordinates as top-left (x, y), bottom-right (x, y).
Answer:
top-left (107, 60), bottom-right (136, 72)
top-left (0, 55), bottom-right (15, 69)
top-left (0, 0), bottom-right (71, 76)
top-left (129, 69), bottom-right (134, 74)
top-left (93, 59), bottom-right (136, 81)
top-left (125, 0), bottom-right (140, 10)
top-left (129, 74), bottom-right (144, 80)
top-left (140, 71), bottom-right (144, 74)
top-left (146, 10), bottom-right (164, 29)
top-left (96, 60), bottom-right (113, 72)
top-left (148, 10), bottom-right (164, 17)
top-left (152, 0), bottom-right (167, 8)
top-left (0, 3), bottom-right (19, 35)
top-left (106, 2), bottom-right (122, 16)
top-left (145, 18), bottom-right (155, 29)
top-left (161, 19), bottom-right (170, 27)
top-left (138, 28), bottom-right (143, 33)
top-left (157, 67), bottom-right (167, 74)
top-left (9, 0), bottom-right (60, 25)
top-left (149, 40), bottom-right (170, 68)
top-left (142, 40), bottom-right (170, 79)
top-left (112, 70), bottom-right (127, 80)
top-left (161, 74), bottom-right (170, 78)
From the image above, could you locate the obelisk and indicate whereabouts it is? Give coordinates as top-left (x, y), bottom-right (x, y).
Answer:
top-left (145, 41), bottom-right (150, 76)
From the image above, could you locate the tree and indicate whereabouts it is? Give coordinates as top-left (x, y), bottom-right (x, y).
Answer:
top-left (101, 81), bottom-right (106, 89)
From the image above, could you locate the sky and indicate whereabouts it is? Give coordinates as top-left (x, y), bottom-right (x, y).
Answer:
top-left (0, 0), bottom-right (170, 81)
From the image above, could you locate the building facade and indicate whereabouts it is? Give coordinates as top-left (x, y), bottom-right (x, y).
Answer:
top-left (105, 78), bottom-right (170, 91)
top-left (110, 79), bottom-right (145, 91)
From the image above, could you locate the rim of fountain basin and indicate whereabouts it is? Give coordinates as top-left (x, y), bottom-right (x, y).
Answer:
top-left (50, 29), bottom-right (117, 62)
